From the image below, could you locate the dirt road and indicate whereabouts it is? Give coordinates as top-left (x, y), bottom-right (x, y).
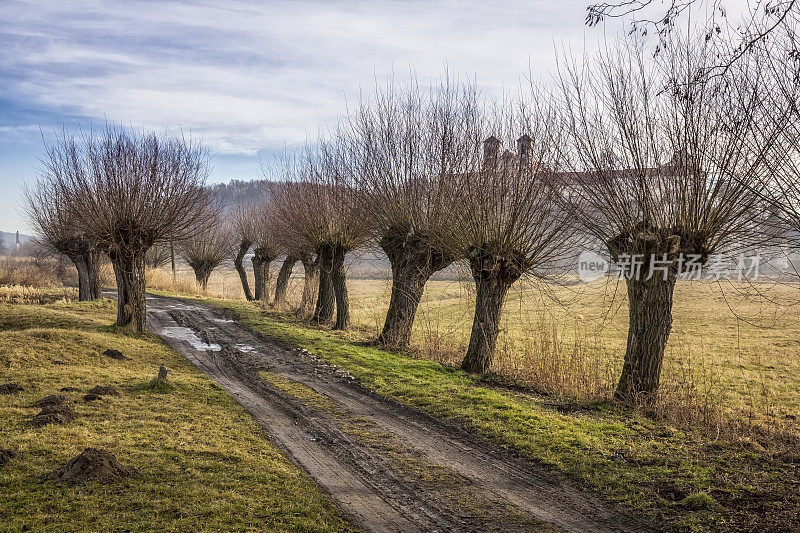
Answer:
top-left (146, 294), bottom-right (651, 533)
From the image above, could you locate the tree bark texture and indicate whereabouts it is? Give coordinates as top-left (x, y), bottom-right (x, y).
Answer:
top-left (273, 255), bottom-right (298, 306)
top-left (331, 244), bottom-right (349, 330)
top-left (614, 274), bottom-right (677, 402)
top-left (313, 244), bottom-right (335, 324)
top-left (461, 246), bottom-right (524, 374)
top-left (377, 232), bottom-right (453, 348)
top-left (234, 239), bottom-right (253, 301)
top-left (298, 254), bottom-right (319, 318)
top-left (252, 247), bottom-right (275, 302)
top-left (110, 251), bottom-right (147, 332)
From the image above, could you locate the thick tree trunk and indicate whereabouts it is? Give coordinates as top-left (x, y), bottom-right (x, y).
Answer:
top-left (313, 244), bottom-right (335, 324)
top-left (252, 248), bottom-right (274, 302)
top-left (298, 255), bottom-right (319, 318)
top-left (461, 248), bottom-right (523, 374)
top-left (331, 244), bottom-right (349, 330)
top-left (234, 240), bottom-right (253, 301)
top-left (377, 233), bottom-right (453, 348)
top-left (193, 266), bottom-right (211, 291)
top-left (110, 252), bottom-right (147, 332)
top-left (66, 242), bottom-right (103, 302)
top-left (273, 255), bottom-right (298, 306)
top-left (86, 248), bottom-right (102, 300)
top-left (614, 274), bottom-right (677, 403)
top-left (71, 255), bottom-right (92, 301)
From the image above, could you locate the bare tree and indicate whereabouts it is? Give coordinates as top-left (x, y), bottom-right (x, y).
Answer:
top-left (145, 243), bottom-right (172, 269)
top-left (585, 0), bottom-right (798, 81)
top-left (49, 125), bottom-right (212, 331)
top-left (269, 142), bottom-right (368, 329)
top-left (178, 210), bottom-right (231, 290)
top-left (24, 174), bottom-right (102, 301)
top-left (439, 94), bottom-right (576, 374)
top-left (557, 38), bottom-right (769, 401)
top-left (345, 78), bottom-right (479, 347)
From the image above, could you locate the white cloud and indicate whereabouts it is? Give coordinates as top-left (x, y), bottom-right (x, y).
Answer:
top-left (0, 0), bottom-right (754, 154)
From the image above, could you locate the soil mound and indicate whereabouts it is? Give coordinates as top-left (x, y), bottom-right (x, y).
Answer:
top-left (103, 349), bottom-right (129, 361)
top-left (88, 386), bottom-right (119, 396)
top-left (34, 394), bottom-right (67, 407)
top-left (0, 382), bottom-right (23, 394)
top-left (60, 386), bottom-right (81, 392)
top-left (49, 448), bottom-right (137, 484)
top-left (0, 449), bottom-right (18, 466)
top-left (31, 405), bottom-right (77, 426)
top-left (83, 393), bottom-right (102, 402)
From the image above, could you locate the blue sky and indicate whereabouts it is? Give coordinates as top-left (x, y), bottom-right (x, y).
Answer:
top-left (0, 0), bottom-right (748, 234)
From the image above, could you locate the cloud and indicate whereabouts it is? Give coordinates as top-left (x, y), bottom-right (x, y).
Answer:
top-left (0, 0), bottom-right (603, 154)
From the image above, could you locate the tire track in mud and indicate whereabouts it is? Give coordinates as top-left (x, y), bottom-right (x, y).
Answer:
top-left (146, 294), bottom-right (653, 533)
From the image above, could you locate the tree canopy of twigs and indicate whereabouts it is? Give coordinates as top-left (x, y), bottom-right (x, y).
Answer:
top-left (268, 141), bottom-right (369, 329)
top-left (44, 125), bottom-right (212, 331)
top-left (438, 93), bottom-right (578, 374)
top-left (344, 77), bottom-right (481, 347)
top-left (178, 207), bottom-right (232, 291)
top-left (557, 36), bottom-right (771, 401)
top-left (24, 170), bottom-right (103, 301)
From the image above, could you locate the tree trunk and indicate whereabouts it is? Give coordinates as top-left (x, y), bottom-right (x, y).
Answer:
top-left (461, 249), bottom-right (523, 374)
top-left (251, 248), bottom-right (274, 302)
top-left (273, 255), bottom-right (298, 306)
top-left (193, 266), bottom-right (211, 291)
top-left (86, 248), bottom-right (102, 300)
top-left (298, 254), bottom-right (319, 318)
top-left (377, 233), bottom-right (453, 348)
top-left (614, 274), bottom-right (677, 403)
top-left (313, 244), bottom-right (335, 324)
top-left (71, 254), bottom-right (93, 302)
top-left (110, 252), bottom-right (147, 332)
top-left (331, 244), bottom-right (349, 330)
top-left (234, 239), bottom-right (253, 301)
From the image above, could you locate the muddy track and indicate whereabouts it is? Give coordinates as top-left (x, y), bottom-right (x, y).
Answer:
top-left (146, 294), bottom-right (653, 533)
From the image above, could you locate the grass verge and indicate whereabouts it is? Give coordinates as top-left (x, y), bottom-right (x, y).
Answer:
top-left (185, 293), bottom-right (800, 532)
top-left (0, 295), bottom-right (357, 532)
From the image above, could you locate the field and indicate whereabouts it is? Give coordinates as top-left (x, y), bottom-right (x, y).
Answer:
top-left (150, 262), bottom-right (800, 441)
top-left (0, 291), bottom-right (355, 532)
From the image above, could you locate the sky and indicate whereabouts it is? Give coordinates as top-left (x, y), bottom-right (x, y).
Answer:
top-left (0, 0), bottom-right (749, 234)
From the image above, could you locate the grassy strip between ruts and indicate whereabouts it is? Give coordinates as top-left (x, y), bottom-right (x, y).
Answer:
top-left (0, 296), bottom-right (358, 533)
top-left (185, 293), bottom-right (800, 533)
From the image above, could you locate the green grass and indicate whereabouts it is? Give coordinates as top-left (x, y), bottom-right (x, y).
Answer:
top-left (0, 295), bottom-right (357, 532)
top-left (187, 293), bottom-right (800, 532)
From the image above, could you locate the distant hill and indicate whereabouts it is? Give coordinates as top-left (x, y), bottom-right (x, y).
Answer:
top-left (0, 231), bottom-right (34, 251)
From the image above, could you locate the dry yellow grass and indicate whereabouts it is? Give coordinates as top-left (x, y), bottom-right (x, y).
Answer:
top-left (160, 263), bottom-right (800, 439)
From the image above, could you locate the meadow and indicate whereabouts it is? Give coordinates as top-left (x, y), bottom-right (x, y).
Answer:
top-left (148, 261), bottom-right (800, 444)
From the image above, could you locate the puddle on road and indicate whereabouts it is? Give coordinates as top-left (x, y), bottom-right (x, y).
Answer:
top-left (212, 318), bottom-right (235, 323)
top-left (159, 327), bottom-right (221, 351)
top-left (235, 344), bottom-right (257, 353)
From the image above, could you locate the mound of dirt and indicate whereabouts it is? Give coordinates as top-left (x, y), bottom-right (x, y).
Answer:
top-left (49, 448), bottom-right (137, 485)
top-left (88, 386), bottom-right (119, 396)
top-left (60, 386), bottom-right (81, 392)
top-left (0, 382), bottom-right (23, 394)
top-left (0, 449), bottom-right (18, 466)
top-left (30, 405), bottom-right (77, 426)
top-left (103, 349), bottom-right (129, 361)
top-left (83, 393), bottom-right (102, 402)
top-left (34, 394), bottom-right (67, 407)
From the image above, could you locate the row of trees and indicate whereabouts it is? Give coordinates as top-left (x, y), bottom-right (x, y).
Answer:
top-left (26, 20), bottom-right (800, 404)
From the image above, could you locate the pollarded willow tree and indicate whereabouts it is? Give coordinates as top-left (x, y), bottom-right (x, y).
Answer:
top-left (250, 190), bottom-right (282, 303)
top-left (178, 209), bottom-right (231, 290)
top-left (52, 125), bottom-right (212, 331)
top-left (268, 142), bottom-right (368, 329)
top-left (557, 37), bottom-right (770, 402)
top-left (345, 78), bottom-right (478, 347)
top-left (24, 158), bottom-right (103, 301)
top-left (441, 96), bottom-right (577, 374)
top-left (273, 254), bottom-right (299, 306)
